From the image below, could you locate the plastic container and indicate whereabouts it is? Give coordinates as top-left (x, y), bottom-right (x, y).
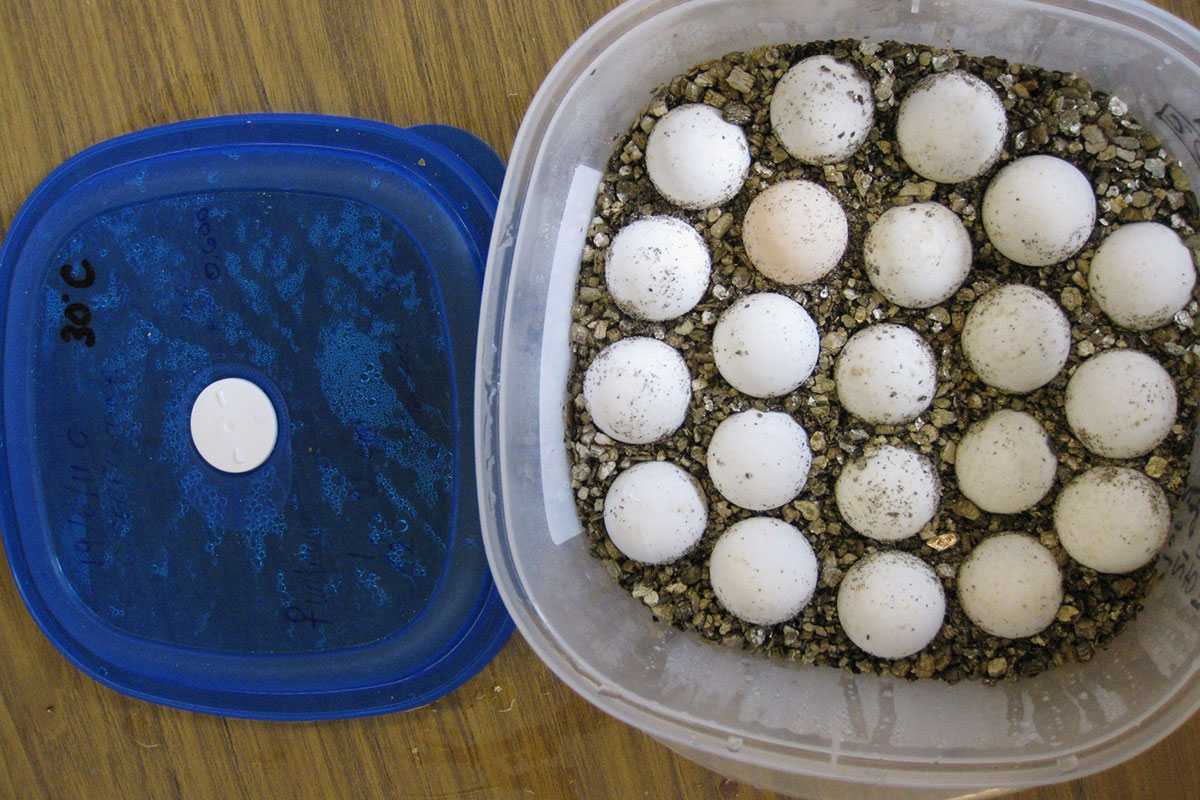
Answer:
top-left (476, 0), bottom-right (1200, 796)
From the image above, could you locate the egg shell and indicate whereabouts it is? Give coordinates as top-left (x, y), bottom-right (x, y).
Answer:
top-left (863, 202), bottom-right (973, 308)
top-left (1055, 466), bottom-right (1170, 574)
top-left (835, 445), bottom-right (940, 542)
top-left (1064, 349), bottom-right (1176, 459)
top-left (836, 550), bottom-right (945, 660)
top-left (645, 103), bottom-right (750, 209)
top-left (706, 410), bottom-right (811, 511)
top-left (954, 409), bottom-right (1057, 514)
top-left (834, 323), bottom-right (937, 425)
top-left (982, 155), bottom-right (1096, 266)
top-left (708, 517), bottom-right (819, 626)
top-left (770, 55), bottom-right (874, 165)
top-left (603, 461), bottom-right (707, 564)
top-left (582, 337), bottom-right (691, 445)
top-left (896, 70), bottom-right (1008, 183)
top-left (605, 216), bottom-right (711, 321)
top-left (742, 180), bottom-right (848, 285)
top-left (712, 292), bottom-right (820, 398)
top-left (961, 284), bottom-right (1071, 393)
top-left (1088, 222), bottom-right (1197, 330)
top-left (957, 534), bottom-right (1063, 638)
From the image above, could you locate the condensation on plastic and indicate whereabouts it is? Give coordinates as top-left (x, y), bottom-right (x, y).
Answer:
top-left (476, 1), bottom-right (1200, 797)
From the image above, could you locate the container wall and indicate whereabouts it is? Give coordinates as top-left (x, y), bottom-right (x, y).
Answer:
top-left (483, 0), bottom-right (1200, 792)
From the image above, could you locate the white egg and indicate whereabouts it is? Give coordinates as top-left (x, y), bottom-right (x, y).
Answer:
top-left (708, 517), bottom-right (819, 625)
top-left (1089, 222), bottom-right (1197, 330)
top-left (583, 337), bottom-right (691, 445)
top-left (863, 202), bottom-right (973, 308)
top-left (961, 284), bottom-right (1071, 393)
top-left (770, 54), bottom-right (874, 165)
top-left (603, 461), bottom-right (707, 564)
top-left (957, 534), bottom-right (1063, 639)
top-left (837, 550), bottom-right (945, 659)
top-left (645, 103), bottom-right (750, 209)
top-left (1055, 466), bottom-right (1171, 574)
top-left (742, 180), bottom-right (848, 285)
top-left (835, 445), bottom-right (940, 542)
top-left (605, 216), bottom-right (711, 321)
top-left (982, 155), bottom-right (1096, 266)
top-left (706, 410), bottom-right (811, 511)
top-left (896, 70), bottom-right (1008, 184)
top-left (834, 323), bottom-right (937, 425)
top-left (1065, 350), bottom-right (1177, 459)
top-left (954, 410), bottom-right (1057, 514)
top-left (712, 293), bottom-right (820, 398)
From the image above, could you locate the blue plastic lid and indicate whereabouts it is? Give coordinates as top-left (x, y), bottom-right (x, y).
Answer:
top-left (0, 113), bottom-right (513, 719)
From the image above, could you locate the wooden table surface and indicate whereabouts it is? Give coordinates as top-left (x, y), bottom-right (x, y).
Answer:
top-left (3, 1), bottom-right (1200, 798)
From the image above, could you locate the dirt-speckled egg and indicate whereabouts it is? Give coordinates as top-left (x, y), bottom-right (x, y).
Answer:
top-left (708, 517), bottom-right (819, 626)
top-left (645, 103), bottom-right (750, 209)
top-left (954, 409), bottom-right (1057, 514)
top-left (1088, 221), bottom-right (1197, 330)
top-left (863, 201), bottom-right (973, 308)
top-left (982, 155), bottom-right (1096, 266)
top-left (603, 461), bottom-right (707, 564)
top-left (742, 179), bottom-right (848, 285)
top-left (835, 445), bottom-right (940, 542)
top-left (583, 337), bottom-right (691, 444)
top-left (896, 70), bottom-right (1008, 184)
top-left (1064, 349), bottom-right (1176, 459)
top-left (1055, 466), bottom-right (1171, 574)
top-left (961, 284), bottom-right (1071, 393)
top-left (836, 550), bottom-right (945, 659)
top-left (605, 215), bottom-right (711, 321)
top-left (957, 534), bottom-right (1063, 638)
top-left (712, 292), bottom-right (820, 398)
top-left (834, 323), bottom-right (937, 425)
top-left (770, 54), bottom-right (874, 165)
top-left (706, 410), bottom-right (811, 511)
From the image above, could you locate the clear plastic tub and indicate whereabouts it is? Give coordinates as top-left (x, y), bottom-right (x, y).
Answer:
top-left (475, 1), bottom-right (1200, 797)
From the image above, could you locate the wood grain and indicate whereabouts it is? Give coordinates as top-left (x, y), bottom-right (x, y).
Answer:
top-left (2, 1), bottom-right (1200, 798)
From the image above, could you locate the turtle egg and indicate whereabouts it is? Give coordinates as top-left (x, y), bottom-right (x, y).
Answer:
top-left (957, 534), bottom-right (1063, 638)
top-left (603, 461), bottom-right (707, 564)
top-left (770, 54), bottom-right (874, 165)
top-left (896, 70), bottom-right (1008, 183)
top-left (982, 155), bottom-right (1096, 266)
top-left (961, 284), bottom-right (1071, 393)
top-left (1089, 222), bottom-right (1197, 330)
top-left (955, 409), bottom-right (1057, 514)
top-left (863, 202), bottom-right (972, 308)
top-left (1065, 350), bottom-right (1176, 459)
top-left (1055, 466), bottom-right (1171, 574)
top-left (645, 103), bottom-right (750, 209)
top-left (712, 292), bottom-right (820, 398)
top-left (837, 550), bottom-right (945, 659)
top-left (706, 410), bottom-right (811, 511)
top-left (709, 517), bottom-right (819, 626)
top-left (835, 445), bottom-right (940, 542)
top-left (742, 180), bottom-right (848, 285)
top-left (583, 337), bottom-right (691, 445)
top-left (605, 216), bottom-right (711, 321)
top-left (834, 323), bottom-right (937, 425)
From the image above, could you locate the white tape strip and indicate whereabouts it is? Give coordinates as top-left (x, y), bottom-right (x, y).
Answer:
top-left (540, 164), bottom-right (604, 544)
